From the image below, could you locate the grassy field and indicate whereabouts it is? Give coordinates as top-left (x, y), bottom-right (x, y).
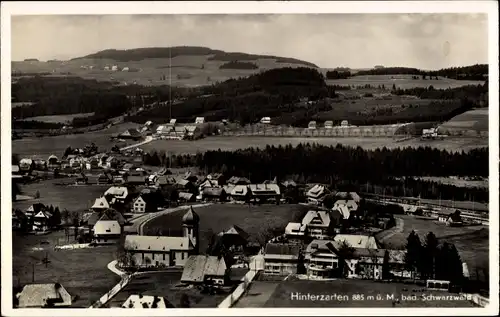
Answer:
top-left (377, 215), bottom-right (489, 282)
top-left (13, 178), bottom-right (109, 212)
top-left (326, 75), bottom-right (484, 90)
top-left (20, 113), bottom-right (95, 124)
top-left (413, 177), bottom-right (488, 189)
top-left (234, 280), bottom-right (281, 308)
top-left (439, 108), bottom-right (489, 132)
top-left (142, 204), bottom-right (309, 253)
top-left (106, 271), bottom-right (232, 308)
top-left (12, 122), bottom-right (141, 158)
top-left (140, 136), bottom-right (488, 156)
top-left (263, 279), bottom-right (477, 307)
top-left (12, 230), bottom-right (120, 308)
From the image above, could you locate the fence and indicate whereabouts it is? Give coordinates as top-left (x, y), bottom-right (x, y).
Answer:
top-left (221, 124), bottom-right (402, 138)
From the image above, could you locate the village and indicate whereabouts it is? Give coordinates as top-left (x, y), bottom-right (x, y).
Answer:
top-left (11, 128), bottom-right (484, 309)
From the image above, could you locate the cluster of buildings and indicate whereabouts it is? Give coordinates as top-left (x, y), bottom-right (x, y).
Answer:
top-left (263, 205), bottom-right (409, 280)
top-left (154, 118), bottom-right (205, 140)
top-left (260, 117), bottom-right (350, 129)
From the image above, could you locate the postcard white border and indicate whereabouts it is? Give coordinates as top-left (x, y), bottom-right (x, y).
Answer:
top-left (1, 1), bottom-right (499, 316)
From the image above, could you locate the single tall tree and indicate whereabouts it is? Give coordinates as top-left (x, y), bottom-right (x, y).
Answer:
top-left (404, 230), bottom-right (422, 281)
top-left (422, 231), bottom-right (439, 279)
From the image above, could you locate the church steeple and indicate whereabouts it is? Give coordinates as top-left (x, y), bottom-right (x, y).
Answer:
top-left (182, 207), bottom-right (200, 253)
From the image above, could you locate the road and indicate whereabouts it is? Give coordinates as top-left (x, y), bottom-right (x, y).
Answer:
top-left (119, 135), bottom-right (154, 151)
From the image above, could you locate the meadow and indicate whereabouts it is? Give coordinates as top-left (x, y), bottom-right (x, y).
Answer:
top-left (140, 136), bottom-right (488, 156)
top-left (13, 178), bottom-right (109, 212)
top-left (12, 122), bottom-right (141, 158)
top-left (142, 204), bottom-right (309, 253)
top-left (20, 113), bottom-right (95, 124)
top-left (439, 108), bottom-right (489, 133)
top-left (12, 230), bottom-right (120, 308)
top-left (326, 75), bottom-right (484, 90)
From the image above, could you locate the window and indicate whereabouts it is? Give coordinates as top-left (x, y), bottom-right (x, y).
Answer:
top-left (181, 252), bottom-right (185, 260)
top-left (142, 253), bottom-right (145, 261)
top-left (152, 253), bottom-right (155, 260)
top-left (163, 253), bottom-right (165, 261)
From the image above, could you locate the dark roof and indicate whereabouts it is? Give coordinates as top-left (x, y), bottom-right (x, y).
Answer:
top-left (88, 209), bottom-right (126, 226)
top-left (265, 243), bottom-right (301, 257)
top-left (181, 255), bottom-right (227, 283)
top-left (222, 225), bottom-right (249, 240)
top-left (126, 175), bottom-right (146, 184)
top-left (202, 187), bottom-right (225, 197)
top-left (138, 192), bottom-right (163, 205)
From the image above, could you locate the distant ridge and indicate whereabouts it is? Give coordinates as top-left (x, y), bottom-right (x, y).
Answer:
top-left (71, 46), bottom-right (319, 68)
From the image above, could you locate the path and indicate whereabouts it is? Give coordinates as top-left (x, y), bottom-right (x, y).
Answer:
top-left (120, 135), bottom-right (154, 151)
top-left (107, 260), bottom-right (127, 278)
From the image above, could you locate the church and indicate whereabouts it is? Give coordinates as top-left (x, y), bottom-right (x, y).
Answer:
top-left (123, 207), bottom-right (200, 268)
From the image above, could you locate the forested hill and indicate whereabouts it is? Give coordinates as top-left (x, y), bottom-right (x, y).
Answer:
top-left (71, 46), bottom-right (319, 68)
top-left (355, 64), bottom-right (488, 81)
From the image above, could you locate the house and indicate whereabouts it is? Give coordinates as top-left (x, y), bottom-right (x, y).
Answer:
top-left (264, 243), bottom-right (301, 275)
top-left (194, 117), bottom-right (205, 124)
top-left (438, 210), bottom-right (463, 226)
top-left (184, 125), bottom-right (202, 139)
top-left (121, 295), bottom-right (172, 309)
top-left (105, 156), bottom-right (119, 169)
top-left (97, 173), bottom-right (112, 185)
top-left (403, 204), bottom-right (423, 215)
top-left (202, 187), bottom-right (227, 202)
top-left (93, 213), bottom-right (123, 245)
top-left (260, 117), bottom-right (271, 124)
top-left (301, 210), bottom-right (334, 239)
top-left (227, 176), bottom-right (251, 186)
top-left (133, 192), bottom-right (161, 213)
top-left (344, 248), bottom-right (407, 280)
top-left (308, 121), bottom-right (317, 130)
top-left (285, 222), bottom-right (307, 239)
top-left (112, 175), bottom-right (126, 185)
top-left (181, 255), bottom-right (229, 286)
top-left (19, 158), bottom-right (34, 172)
top-left (119, 129), bottom-right (142, 140)
top-left (305, 240), bottom-right (344, 279)
top-left (111, 65), bottom-right (118, 71)
top-left (201, 173), bottom-right (226, 187)
top-left (334, 200), bottom-right (359, 212)
top-left (147, 174), bottom-right (159, 185)
top-left (30, 208), bottom-right (52, 232)
top-left (249, 183), bottom-right (281, 203)
top-left (306, 185), bottom-right (329, 205)
top-left (341, 120), bottom-right (349, 127)
top-left (156, 125), bottom-right (173, 135)
top-left (199, 179), bottom-right (219, 190)
top-left (333, 234), bottom-right (379, 249)
top-left (16, 283), bottom-right (72, 308)
top-left (12, 209), bottom-right (28, 231)
top-left (332, 204), bottom-right (350, 221)
top-left (335, 192), bottom-right (361, 203)
top-left (230, 185), bottom-right (250, 201)
top-left (85, 157), bottom-right (99, 170)
top-left (122, 163), bottom-right (135, 172)
top-left (91, 197), bottom-right (110, 211)
top-left (96, 153), bottom-right (109, 168)
top-left (178, 192), bottom-right (195, 202)
top-left (281, 180), bottom-right (297, 188)
top-left (47, 154), bottom-right (59, 165)
top-left (176, 179), bottom-right (197, 194)
top-left (324, 121), bottom-right (333, 129)
top-left (104, 186), bottom-right (129, 204)
top-left (156, 175), bottom-right (177, 186)
top-left (122, 67), bottom-right (130, 72)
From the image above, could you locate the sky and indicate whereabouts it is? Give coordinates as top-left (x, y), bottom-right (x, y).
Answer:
top-left (11, 14), bottom-right (489, 69)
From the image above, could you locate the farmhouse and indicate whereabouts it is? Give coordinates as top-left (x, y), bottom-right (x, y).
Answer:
top-left (301, 210), bottom-right (334, 239)
top-left (47, 154), bottom-right (59, 166)
top-left (119, 129), bottom-right (142, 140)
top-left (324, 121), bottom-right (333, 129)
top-left (93, 213), bottom-right (124, 245)
top-left (105, 156), bottom-right (119, 169)
top-left (344, 249), bottom-right (407, 280)
top-left (195, 117), bottom-right (205, 124)
top-left (30, 208), bottom-right (52, 232)
top-left (230, 185), bottom-right (250, 201)
top-left (91, 197), bottom-right (110, 212)
top-left (19, 158), bottom-right (34, 172)
top-left (12, 209), bottom-right (28, 231)
top-left (334, 200), bottom-right (359, 212)
top-left (403, 204), bottom-right (423, 215)
top-left (332, 204), bottom-right (351, 221)
top-left (176, 178), bottom-right (197, 193)
top-left (178, 192), bottom-right (196, 202)
top-left (122, 67), bottom-right (130, 72)
top-left (202, 187), bottom-right (227, 202)
top-left (181, 255), bottom-right (229, 286)
top-left (156, 125), bottom-right (173, 135)
top-left (263, 243), bottom-right (301, 275)
top-left (121, 295), bottom-right (172, 309)
top-left (104, 186), bottom-right (129, 204)
top-left (184, 125), bottom-right (203, 139)
top-left (285, 222), bottom-right (307, 239)
top-left (249, 183), bottom-right (281, 202)
top-left (227, 176), bottom-right (251, 186)
top-left (335, 192), bottom-right (361, 203)
top-left (308, 121), bottom-right (317, 130)
top-left (16, 283), bottom-right (72, 308)
top-left (260, 117), bottom-right (271, 124)
top-left (306, 184), bottom-right (329, 205)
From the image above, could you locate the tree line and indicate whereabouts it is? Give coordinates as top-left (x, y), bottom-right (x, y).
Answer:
top-left (219, 61), bottom-right (259, 70)
top-left (142, 144), bottom-right (488, 202)
top-left (355, 64), bottom-right (488, 81)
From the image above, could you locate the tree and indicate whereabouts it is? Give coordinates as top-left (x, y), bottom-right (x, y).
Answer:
top-left (382, 250), bottom-right (391, 280)
top-left (35, 190), bottom-right (41, 199)
top-left (336, 240), bottom-right (355, 277)
top-left (421, 232), bottom-right (439, 279)
top-left (404, 230), bottom-right (422, 281)
top-left (61, 209), bottom-right (70, 226)
top-left (50, 207), bottom-right (62, 228)
top-left (322, 194), bottom-right (336, 209)
top-left (447, 244), bottom-right (464, 286)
